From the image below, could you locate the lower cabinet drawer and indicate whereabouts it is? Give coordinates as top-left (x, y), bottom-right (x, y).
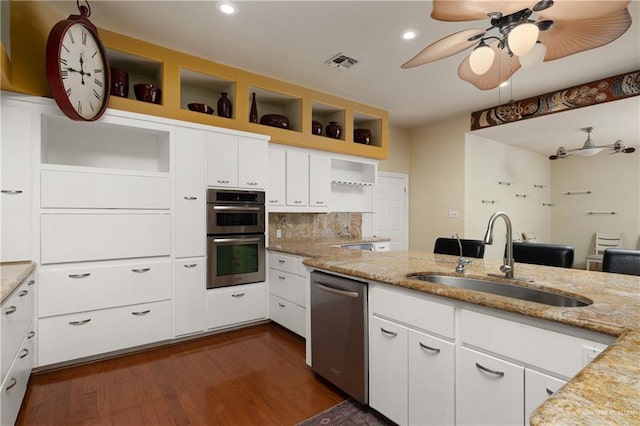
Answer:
top-left (268, 269), bottom-right (305, 307)
top-left (269, 295), bottom-right (305, 337)
top-left (39, 260), bottom-right (172, 317)
top-left (38, 300), bottom-right (172, 367)
top-left (206, 283), bottom-right (266, 330)
top-left (1, 274), bottom-right (35, 383)
top-left (1, 326), bottom-right (35, 426)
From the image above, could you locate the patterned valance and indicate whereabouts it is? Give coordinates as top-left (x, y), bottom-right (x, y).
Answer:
top-left (470, 70), bottom-right (640, 131)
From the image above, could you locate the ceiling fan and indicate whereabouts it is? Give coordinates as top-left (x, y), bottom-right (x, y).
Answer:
top-left (549, 127), bottom-right (636, 160)
top-left (402, 0), bottom-right (632, 90)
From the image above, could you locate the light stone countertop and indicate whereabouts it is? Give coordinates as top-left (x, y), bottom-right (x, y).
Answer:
top-left (1, 261), bottom-right (36, 304)
top-left (268, 243), bottom-right (640, 425)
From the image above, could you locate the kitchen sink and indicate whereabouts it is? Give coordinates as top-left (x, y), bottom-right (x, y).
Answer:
top-left (406, 274), bottom-right (592, 307)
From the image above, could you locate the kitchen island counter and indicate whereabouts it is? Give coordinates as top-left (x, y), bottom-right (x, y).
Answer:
top-left (302, 250), bottom-right (640, 425)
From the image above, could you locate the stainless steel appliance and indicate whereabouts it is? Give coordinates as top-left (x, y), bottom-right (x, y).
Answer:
top-left (207, 189), bottom-right (265, 289)
top-left (310, 270), bottom-right (368, 404)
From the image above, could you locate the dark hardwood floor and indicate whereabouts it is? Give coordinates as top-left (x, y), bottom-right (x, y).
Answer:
top-left (17, 323), bottom-right (346, 425)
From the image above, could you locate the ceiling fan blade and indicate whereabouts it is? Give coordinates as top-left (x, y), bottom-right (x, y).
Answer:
top-left (431, 0), bottom-right (532, 21)
top-left (537, 0), bottom-right (630, 21)
top-left (401, 29), bottom-right (485, 69)
top-left (457, 41), bottom-right (520, 90)
top-left (538, 8), bottom-right (632, 61)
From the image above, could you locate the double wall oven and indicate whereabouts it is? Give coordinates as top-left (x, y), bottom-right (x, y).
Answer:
top-left (206, 189), bottom-right (265, 289)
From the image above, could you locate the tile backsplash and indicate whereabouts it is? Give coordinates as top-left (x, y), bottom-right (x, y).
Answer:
top-left (269, 212), bottom-right (362, 241)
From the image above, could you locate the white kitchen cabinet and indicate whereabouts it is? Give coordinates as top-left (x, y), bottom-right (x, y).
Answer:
top-left (175, 127), bottom-right (206, 258)
top-left (1, 324), bottom-right (35, 426)
top-left (309, 154), bottom-right (330, 208)
top-left (267, 252), bottom-right (307, 337)
top-left (1, 103), bottom-right (32, 262)
top-left (269, 295), bottom-right (305, 336)
top-left (408, 329), bottom-right (455, 426)
top-left (369, 316), bottom-right (408, 425)
top-left (206, 283), bottom-right (267, 330)
top-left (525, 368), bottom-right (566, 423)
top-left (286, 150), bottom-right (309, 206)
top-left (457, 346), bottom-right (525, 426)
top-left (174, 258), bottom-right (206, 337)
top-left (207, 132), bottom-right (267, 189)
top-left (267, 146), bottom-right (286, 206)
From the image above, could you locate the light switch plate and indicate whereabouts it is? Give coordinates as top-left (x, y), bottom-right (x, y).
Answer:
top-left (448, 210), bottom-right (459, 219)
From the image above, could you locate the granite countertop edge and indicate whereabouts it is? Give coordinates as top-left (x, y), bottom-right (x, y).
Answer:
top-left (1, 261), bottom-right (36, 304)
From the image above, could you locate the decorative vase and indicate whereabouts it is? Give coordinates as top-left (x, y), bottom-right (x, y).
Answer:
top-left (354, 128), bottom-right (372, 144)
top-left (311, 120), bottom-right (323, 135)
top-left (217, 92), bottom-right (232, 118)
top-left (325, 121), bottom-right (342, 139)
top-left (110, 68), bottom-right (129, 98)
top-left (249, 92), bottom-right (258, 123)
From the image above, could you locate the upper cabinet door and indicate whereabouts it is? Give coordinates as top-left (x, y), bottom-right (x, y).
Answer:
top-left (309, 154), bottom-right (330, 208)
top-left (268, 146), bottom-right (286, 206)
top-left (1, 104), bottom-right (32, 262)
top-left (286, 151), bottom-right (309, 206)
top-left (238, 137), bottom-right (267, 189)
top-left (207, 133), bottom-right (238, 188)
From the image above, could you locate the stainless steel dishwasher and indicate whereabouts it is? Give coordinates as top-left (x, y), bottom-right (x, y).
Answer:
top-left (310, 270), bottom-right (368, 404)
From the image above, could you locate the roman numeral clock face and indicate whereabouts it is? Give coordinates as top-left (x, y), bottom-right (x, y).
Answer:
top-left (46, 18), bottom-right (110, 121)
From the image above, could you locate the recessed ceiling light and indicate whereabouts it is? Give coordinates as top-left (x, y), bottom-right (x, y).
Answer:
top-left (217, 1), bottom-right (238, 15)
top-left (402, 30), bottom-right (418, 40)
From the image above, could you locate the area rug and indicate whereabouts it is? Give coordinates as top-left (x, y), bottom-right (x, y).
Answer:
top-left (297, 399), bottom-right (394, 426)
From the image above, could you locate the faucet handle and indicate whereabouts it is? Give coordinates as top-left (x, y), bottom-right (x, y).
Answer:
top-left (500, 264), bottom-right (513, 274)
top-left (456, 257), bottom-right (472, 273)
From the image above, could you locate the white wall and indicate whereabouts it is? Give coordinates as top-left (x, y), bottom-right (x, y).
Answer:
top-left (465, 134), bottom-right (551, 260)
top-left (551, 151), bottom-right (640, 268)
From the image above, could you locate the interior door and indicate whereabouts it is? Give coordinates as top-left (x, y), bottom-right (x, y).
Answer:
top-left (371, 172), bottom-right (409, 250)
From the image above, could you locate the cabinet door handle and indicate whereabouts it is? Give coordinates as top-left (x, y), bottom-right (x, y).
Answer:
top-left (269, 199), bottom-right (279, 203)
top-left (5, 377), bottom-right (17, 391)
top-left (419, 342), bottom-right (441, 354)
top-left (278, 275), bottom-right (286, 280)
top-left (246, 182), bottom-right (258, 186)
top-left (546, 387), bottom-right (555, 396)
top-left (217, 179), bottom-right (230, 184)
top-left (232, 293), bottom-right (245, 298)
top-left (184, 196), bottom-right (198, 200)
top-left (132, 310), bottom-right (151, 316)
top-left (27, 331), bottom-right (35, 339)
top-left (183, 263), bottom-right (198, 268)
top-left (380, 327), bottom-right (398, 337)
top-left (315, 201), bottom-right (325, 204)
top-left (28, 280), bottom-right (36, 286)
top-left (278, 303), bottom-right (286, 308)
top-left (18, 290), bottom-right (28, 297)
top-left (1, 190), bottom-right (23, 194)
top-left (19, 348), bottom-right (29, 359)
top-left (69, 273), bottom-right (91, 279)
top-left (4, 306), bottom-right (17, 315)
top-left (278, 259), bottom-right (285, 264)
top-left (293, 200), bottom-right (303, 204)
top-left (475, 362), bottom-right (505, 378)
top-left (132, 268), bottom-right (151, 273)
top-left (69, 319), bottom-right (91, 326)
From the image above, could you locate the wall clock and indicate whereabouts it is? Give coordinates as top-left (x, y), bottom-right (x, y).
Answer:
top-left (45, 1), bottom-right (111, 121)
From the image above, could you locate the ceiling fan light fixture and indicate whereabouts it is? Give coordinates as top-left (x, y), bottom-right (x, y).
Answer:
top-left (519, 41), bottom-right (546, 70)
top-left (508, 22), bottom-right (539, 56)
top-left (469, 42), bottom-right (495, 75)
top-left (217, 1), bottom-right (238, 15)
top-left (574, 147), bottom-right (603, 156)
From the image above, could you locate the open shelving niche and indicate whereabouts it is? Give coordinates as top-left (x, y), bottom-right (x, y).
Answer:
top-left (311, 101), bottom-right (346, 141)
top-left (180, 68), bottom-right (235, 118)
top-left (330, 157), bottom-right (377, 212)
top-left (106, 48), bottom-right (163, 105)
top-left (249, 86), bottom-right (301, 132)
top-left (353, 110), bottom-right (382, 148)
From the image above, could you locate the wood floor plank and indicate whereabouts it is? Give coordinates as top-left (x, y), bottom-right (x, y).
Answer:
top-left (17, 323), bottom-right (346, 425)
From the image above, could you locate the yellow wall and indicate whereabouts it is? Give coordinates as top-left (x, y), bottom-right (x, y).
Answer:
top-left (379, 125), bottom-right (410, 174)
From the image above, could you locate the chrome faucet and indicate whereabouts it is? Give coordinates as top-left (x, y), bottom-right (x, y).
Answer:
top-left (453, 232), bottom-right (472, 273)
top-left (483, 211), bottom-right (514, 279)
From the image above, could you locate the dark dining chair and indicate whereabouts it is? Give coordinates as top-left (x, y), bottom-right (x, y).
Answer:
top-left (434, 237), bottom-right (485, 259)
top-left (512, 242), bottom-right (574, 268)
top-left (602, 248), bottom-right (640, 276)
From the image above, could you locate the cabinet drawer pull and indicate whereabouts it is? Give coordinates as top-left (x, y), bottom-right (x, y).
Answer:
top-left (184, 196), bottom-right (198, 200)
top-left (419, 342), bottom-right (441, 354)
top-left (278, 275), bottom-right (286, 280)
top-left (546, 387), bottom-right (555, 396)
top-left (183, 263), bottom-right (198, 268)
top-left (315, 201), bottom-right (325, 204)
top-left (380, 327), bottom-right (398, 337)
top-left (132, 268), bottom-right (150, 273)
top-left (475, 362), bottom-right (505, 378)
top-left (293, 200), bottom-right (303, 204)
top-left (246, 182), bottom-right (258, 186)
top-left (4, 306), bottom-right (17, 315)
top-left (69, 273), bottom-right (91, 279)
top-left (18, 290), bottom-right (28, 297)
top-left (232, 293), bottom-right (245, 298)
top-left (278, 259), bottom-right (285, 264)
top-left (278, 303), bottom-right (286, 308)
top-left (19, 348), bottom-right (29, 359)
top-left (5, 377), bottom-right (17, 391)
top-left (28, 280), bottom-right (36, 286)
top-left (132, 310), bottom-right (151, 316)
top-left (69, 319), bottom-right (91, 326)
top-left (1, 190), bottom-right (23, 195)
top-left (217, 180), bottom-right (230, 184)
top-left (27, 331), bottom-right (35, 339)
top-left (269, 199), bottom-right (279, 203)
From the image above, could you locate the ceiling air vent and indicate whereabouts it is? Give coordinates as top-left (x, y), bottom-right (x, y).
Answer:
top-left (325, 53), bottom-right (359, 71)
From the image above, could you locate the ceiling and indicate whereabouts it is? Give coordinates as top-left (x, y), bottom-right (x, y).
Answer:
top-left (45, 1), bottom-right (639, 153)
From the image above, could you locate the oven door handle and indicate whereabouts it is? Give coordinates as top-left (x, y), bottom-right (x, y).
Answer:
top-left (211, 205), bottom-right (263, 211)
top-left (211, 237), bottom-right (264, 244)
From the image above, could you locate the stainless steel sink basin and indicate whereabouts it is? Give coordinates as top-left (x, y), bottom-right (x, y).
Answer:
top-left (406, 274), bottom-right (592, 307)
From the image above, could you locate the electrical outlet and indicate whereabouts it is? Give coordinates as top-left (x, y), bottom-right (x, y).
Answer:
top-left (448, 210), bottom-right (459, 219)
top-left (276, 229), bottom-right (282, 239)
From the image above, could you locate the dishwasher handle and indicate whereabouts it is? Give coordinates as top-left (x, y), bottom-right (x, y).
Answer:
top-left (315, 282), bottom-right (359, 298)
